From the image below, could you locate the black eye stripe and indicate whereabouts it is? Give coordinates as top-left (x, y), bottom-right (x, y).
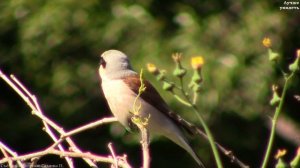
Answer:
top-left (100, 57), bottom-right (106, 68)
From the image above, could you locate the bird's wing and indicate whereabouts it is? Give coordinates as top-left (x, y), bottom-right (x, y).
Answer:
top-left (122, 75), bottom-right (197, 135)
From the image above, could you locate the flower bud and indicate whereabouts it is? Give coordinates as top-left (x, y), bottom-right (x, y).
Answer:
top-left (275, 159), bottom-right (288, 168)
top-left (288, 51), bottom-right (300, 72)
top-left (268, 49), bottom-right (280, 61)
top-left (173, 64), bottom-right (187, 78)
top-left (270, 85), bottom-right (281, 106)
top-left (274, 149), bottom-right (288, 168)
top-left (191, 70), bottom-right (202, 84)
top-left (156, 72), bottom-right (165, 81)
top-left (172, 53), bottom-right (187, 78)
top-left (290, 147), bottom-right (300, 168)
top-left (193, 83), bottom-right (202, 93)
top-left (162, 81), bottom-right (174, 92)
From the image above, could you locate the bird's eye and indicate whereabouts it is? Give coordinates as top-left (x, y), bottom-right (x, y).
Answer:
top-left (100, 57), bottom-right (106, 68)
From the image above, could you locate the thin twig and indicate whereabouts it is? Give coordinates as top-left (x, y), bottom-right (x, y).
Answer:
top-left (49, 117), bottom-right (118, 150)
top-left (138, 125), bottom-right (150, 168)
top-left (0, 148), bottom-right (131, 168)
top-left (0, 142), bottom-right (24, 168)
top-left (194, 129), bottom-right (249, 168)
top-left (30, 157), bottom-right (40, 168)
top-left (64, 117), bottom-right (118, 139)
top-left (108, 143), bottom-right (118, 168)
top-left (0, 70), bottom-right (127, 168)
top-left (7, 71), bottom-right (98, 167)
top-left (1, 71), bottom-right (73, 166)
top-left (9, 73), bottom-right (75, 167)
top-left (0, 142), bottom-right (14, 168)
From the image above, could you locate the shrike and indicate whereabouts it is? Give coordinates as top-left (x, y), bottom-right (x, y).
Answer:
top-left (98, 50), bottom-right (205, 167)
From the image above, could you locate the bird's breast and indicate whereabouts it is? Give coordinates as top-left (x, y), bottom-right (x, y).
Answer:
top-left (101, 79), bottom-right (181, 137)
top-left (101, 79), bottom-right (137, 127)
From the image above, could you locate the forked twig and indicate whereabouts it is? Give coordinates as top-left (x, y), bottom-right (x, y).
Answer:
top-left (0, 70), bottom-right (131, 168)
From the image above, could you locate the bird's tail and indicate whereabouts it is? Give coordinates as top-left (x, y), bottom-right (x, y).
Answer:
top-left (164, 126), bottom-right (205, 168)
top-left (171, 132), bottom-right (206, 168)
top-left (188, 147), bottom-right (206, 168)
top-left (166, 111), bottom-right (249, 168)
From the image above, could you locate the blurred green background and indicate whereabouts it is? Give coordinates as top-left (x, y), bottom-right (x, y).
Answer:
top-left (0, 0), bottom-right (299, 167)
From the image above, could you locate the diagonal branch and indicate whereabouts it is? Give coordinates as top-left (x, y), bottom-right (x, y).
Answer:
top-left (0, 142), bottom-right (24, 168)
top-left (0, 147), bottom-right (131, 168)
top-left (0, 70), bottom-right (127, 168)
top-left (49, 117), bottom-right (118, 150)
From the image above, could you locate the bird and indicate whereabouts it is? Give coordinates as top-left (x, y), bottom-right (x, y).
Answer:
top-left (98, 49), bottom-right (205, 167)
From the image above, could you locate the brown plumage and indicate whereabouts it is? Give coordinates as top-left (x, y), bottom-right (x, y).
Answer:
top-left (123, 75), bottom-right (197, 135)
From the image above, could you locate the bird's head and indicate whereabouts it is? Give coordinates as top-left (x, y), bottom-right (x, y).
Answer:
top-left (99, 50), bottom-right (136, 80)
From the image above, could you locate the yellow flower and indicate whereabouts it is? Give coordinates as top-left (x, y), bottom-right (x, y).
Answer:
top-left (262, 37), bottom-right (272, 48)
top-left (296, 49), bottom-right (300, 58)
top-left (147, 63), bottom-right (159, 74)
top-left (191, 56), bottom-right (204, 70)
top-left (275, 149), bottom-right (287, 159)
top-left (297, 147), bottom-right (300, 155)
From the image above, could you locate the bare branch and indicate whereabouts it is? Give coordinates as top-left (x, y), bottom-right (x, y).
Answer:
top-left (0, 148), bottom-right (131, 168)
top-left (64, 117), bottom-right (118, 139)
top-left (0, 142), bottom-right (15, 168)
top-left (194, 128), bottom-right (249, 168)
top-left (138, 126), bottom-right (150, 168)
top-left (0, 142), bottom-right (24, 168)
top-left (1, 71), bottom-right (75, 167)
top-left (108, 143), bottom-right (118, 168)
top-left (0, 70), bottom-right (131, 168)
top-left (49, 117), bottom-right (118, 150)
